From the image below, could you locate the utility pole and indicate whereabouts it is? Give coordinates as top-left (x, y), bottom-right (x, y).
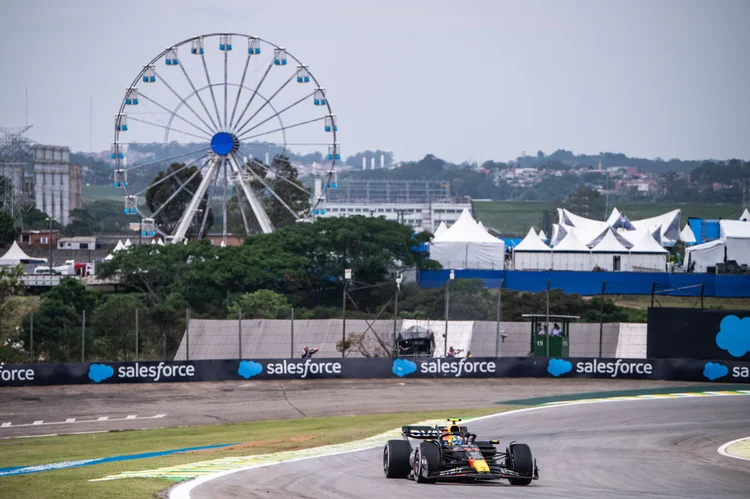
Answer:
top-left (393, 273), bottom-right (402, 357)
top-left (545, 279), bottom-right (551, 357)
top-left (342, 269), bottom-right (351, 358)
top-left (495, 278), bottom-right (504, 358)
top-left (598, 282), bottom-right (606, 357)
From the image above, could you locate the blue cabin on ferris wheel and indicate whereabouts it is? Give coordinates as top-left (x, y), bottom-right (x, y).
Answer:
top-left (313, 88), bottom-right (326, 106)
top-left (165, 48), bottom-right (179, 66)
top-left (274, 48), bottom-right (287, 65)
top-left (248, 37), bottom-right (261, 54)
top-left (191, 38), bottom-right (205, 55)
top-left (124, 88), bottom-right (139, 106)
top-left (219, 35), bottom-right (232, 51)
top-left (297, 66), bottom-right (310, 83)
top-left (142, 65), bottom-right (156, 83)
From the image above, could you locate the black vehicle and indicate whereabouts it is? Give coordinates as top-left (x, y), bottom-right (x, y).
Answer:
top-left (383, 418), bottom-right (539, 485)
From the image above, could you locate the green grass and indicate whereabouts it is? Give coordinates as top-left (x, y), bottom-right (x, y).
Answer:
top-left (613, 295), bottom-right (750, 311)
top-left (472, 200), bottom-right (744, 236)
top-left (0, 407), bottom-right (511, 499)
top-left (82, 184), bottom-right (123, 202)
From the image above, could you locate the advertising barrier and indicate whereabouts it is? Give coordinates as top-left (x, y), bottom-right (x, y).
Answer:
top-left (2, 356), bottom-right (749, 387)
top-left (647, 308), bottom-right (750, 361)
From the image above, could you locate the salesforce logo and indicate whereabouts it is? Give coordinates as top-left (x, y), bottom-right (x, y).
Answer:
top-left (88, 364), bottom-right (114, 383)
top-left (238, 360), bottom-right (263, 379)
top-left (547, 358), bottom-right (572, 377)
top-left (392, 359), bottom-right (417, 377)
top-left (703, 362), bottom-right (729, 381)
top-left (716, 315), bottom-right (750, 357)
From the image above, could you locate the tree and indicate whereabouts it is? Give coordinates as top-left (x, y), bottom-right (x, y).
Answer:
top-left (0, 211), bottom-right (18, 246)
top-left (145, 162), bottom-right (212, 235)
top-left (90, 294), bottom-right (143, 360)
top-left (228, 289), bottom-right (290, 319)
top-left (21, 278), bottom-right (100, 362)
top-left (245, 155), bottom-right (310, 230)
top-left (63, 208), bottom-right (97, 236)
top-left (0, 264), bottom-right (23, 340)
top-left (565, 186), bottom-right (604, 218)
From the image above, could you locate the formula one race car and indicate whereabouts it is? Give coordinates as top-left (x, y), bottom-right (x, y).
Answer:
top-left (383, 418), bottom-right (539, 485)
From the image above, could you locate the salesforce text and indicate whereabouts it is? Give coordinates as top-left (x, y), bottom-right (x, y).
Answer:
top-left (117, 362), bottom-right (195, 381)
top-left (576, 359), bottom-right (652, 377)
top-left (266, 359), bottom-right (342, 378)
top-left (420, 358), bottom-right (497, 377)
top-left (0, 364), bottom-right (34, 381)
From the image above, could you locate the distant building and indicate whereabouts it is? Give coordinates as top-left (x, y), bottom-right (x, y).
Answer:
top-left (32, 145), bottom-right (83, 225)
top-left (318, 179), bottom-right (471, 231)
top-left (57, 236), bottom-right (96, 250)
top-left (18, 229), bottom-right (60, 250)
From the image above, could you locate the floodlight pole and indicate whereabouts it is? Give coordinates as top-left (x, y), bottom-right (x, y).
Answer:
top-left (393, 274), bottom-right (402, 358)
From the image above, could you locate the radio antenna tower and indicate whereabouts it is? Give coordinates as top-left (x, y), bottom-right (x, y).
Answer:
top-left (0, 125), bottom-right (35, 228)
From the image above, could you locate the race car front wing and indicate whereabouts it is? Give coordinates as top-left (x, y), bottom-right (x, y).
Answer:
top-left (427, 462), bottom-right (539, 482)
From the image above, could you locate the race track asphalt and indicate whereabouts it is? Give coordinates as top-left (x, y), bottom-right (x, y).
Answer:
top-left (0, 378), bottom-right (717, 438)
top-left (190, 396), bottom-right (750, 499)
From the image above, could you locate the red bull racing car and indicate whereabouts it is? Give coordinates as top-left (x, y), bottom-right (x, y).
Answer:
top-left (383, 418), bottom-right (539, 485)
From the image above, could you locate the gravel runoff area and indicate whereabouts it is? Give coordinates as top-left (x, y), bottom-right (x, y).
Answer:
top-left (0, 378), bottom-right (723, 438)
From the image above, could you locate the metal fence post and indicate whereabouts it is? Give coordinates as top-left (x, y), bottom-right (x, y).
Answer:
top-left (81, 309), bottom-right (86, 362)
top-left (290, 306), bottom-right (294, 359)
top-left (545, 279), bottom-right (550, 357)
top-left (598, 281), bottom-right (606, 357)
top-left (29, 312), bottom-right (33, 363)
top-left (238, 308), bottom-right (242, 360)
top-left (135, 308), bottom-right (139, 361)
top-left (495, 278), bottom-right (504, 358)
top-left (186, 308), bottom-right (190, 361)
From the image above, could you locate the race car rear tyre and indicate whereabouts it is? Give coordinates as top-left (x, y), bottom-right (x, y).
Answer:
top-left (415, 441), bottom-right (440, 483)
top-left (383, 440), bottom-right (411, 478)
top-left (506, 443), bottom-right (533, 486)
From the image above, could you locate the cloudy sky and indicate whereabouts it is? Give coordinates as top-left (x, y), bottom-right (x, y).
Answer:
top-left (1, 0), bottom-right (748, 163)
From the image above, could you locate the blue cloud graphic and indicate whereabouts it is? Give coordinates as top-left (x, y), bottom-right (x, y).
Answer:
top-left (392, 359), bottom-right (417, 377)
top-left (88, 363), bottom-right (114, 383)
top-left (703, 362), bottom-right (729, 381)
top-left (238, 360), bottom-right (263, 379)
top-left (547, 358), bottom-right (573, 377)
top-left (716, 315), bottom-right (750, 357)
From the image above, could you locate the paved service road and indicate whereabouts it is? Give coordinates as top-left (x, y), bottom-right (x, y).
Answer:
top-left (0, 378), bottom-right (714, 438)
top-left (191, 396), bottom-right (750, 499)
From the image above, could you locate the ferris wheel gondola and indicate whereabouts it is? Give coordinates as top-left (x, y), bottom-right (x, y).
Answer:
top-left (112, 33), bottom-right (338, 244)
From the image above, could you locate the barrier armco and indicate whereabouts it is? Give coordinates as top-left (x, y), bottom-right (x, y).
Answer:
top-left (1, 357), bottom-right (749, 387)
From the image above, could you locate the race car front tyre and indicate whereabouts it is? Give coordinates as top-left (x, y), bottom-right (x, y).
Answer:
top-left (506, 443), bottom-right (533, 486)
top-left (415, 441), bottom-right (440, 483)
top-left (383, 440), bottom-right (412, 478)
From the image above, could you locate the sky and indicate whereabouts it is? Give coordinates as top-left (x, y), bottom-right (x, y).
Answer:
top-left (1, 0), bottom-right (749, 164)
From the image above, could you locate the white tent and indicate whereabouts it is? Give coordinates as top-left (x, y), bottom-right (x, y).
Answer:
top-left (590, 227), bottom-right (630, 271)
top-left (157, 238), bottom-right (165, 246)
top-left (124, 239), bottom-right (133, 248)
top-left (628, 231), bottom-right (668, 271)
top-left (740, 209), bottom-right (750, 222)
top-left (551, 230), bottom-right (591, 271)
top-left (538, 229), bottom-right (548, 241)
top-left (430, 209), bottom-right (505, 269)
top-left (686, 240), bottom-right (725, 273)
top-left (113, 240), bottom-right (125, 253)
top-left (433, 221), bottom-right (448, 238)
top-left (513, 228), bottom-right (552, 270)
top-left (720, 220), bottom-right (750, 266)
top-left (680, 224), bottom-right (696, 245)
top-left (0, 241), bottom-right (47, 266)
top-left (558, 207), bottom-right (681, 246)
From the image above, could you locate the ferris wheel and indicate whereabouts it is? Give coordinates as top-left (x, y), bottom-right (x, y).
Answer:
top-left (112, 33), bottom-right (339, 244)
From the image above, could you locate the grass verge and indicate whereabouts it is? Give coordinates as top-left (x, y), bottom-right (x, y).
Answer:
top-left (0, 407), bottom-right (512, 499)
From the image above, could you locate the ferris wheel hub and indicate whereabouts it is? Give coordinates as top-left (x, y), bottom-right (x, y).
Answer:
top-left (210, 131), bottom-right (239, 156)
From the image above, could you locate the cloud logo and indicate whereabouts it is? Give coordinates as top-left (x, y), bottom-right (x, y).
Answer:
top-left (392, 359), bottom-right (417, 377)
top-left (547, 358), bottom-right (573, 377)
top-left (238, 360), bottom-right (263, 379)
top-left (88, 364), bottom-right (114, 383)
top-left (716, 315), bottom-right (750, 357)
top-left (703, 362), bottom-right (729, 381)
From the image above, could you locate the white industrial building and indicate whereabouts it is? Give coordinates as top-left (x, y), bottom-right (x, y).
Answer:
top-left (317, 179), bottom-right (470, 232)
top-left (686, 216), bottom-right (750, 272)
top-left (32, 145), bottom-right (82, 226)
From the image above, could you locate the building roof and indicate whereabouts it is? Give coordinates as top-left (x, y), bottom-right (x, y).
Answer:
top-left (720, 219), bottom-right (750, 239)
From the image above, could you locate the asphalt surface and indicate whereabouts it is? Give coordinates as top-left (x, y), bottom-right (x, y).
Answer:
top-left (191, 396), bottom-right (750, 499)
top-left (0, 378), bottom-right (714, 438)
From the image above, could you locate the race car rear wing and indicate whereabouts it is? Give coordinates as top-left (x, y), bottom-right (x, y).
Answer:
top-left (401, 426), bottom-right (442, 439)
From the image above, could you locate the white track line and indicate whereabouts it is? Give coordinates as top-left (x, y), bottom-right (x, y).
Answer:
top-left (168, 392), bottom-right (750, 499)
top-left (0, 414), bottom-right (167, 429)
top-left (718, 436), bottom-right (750, 462)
